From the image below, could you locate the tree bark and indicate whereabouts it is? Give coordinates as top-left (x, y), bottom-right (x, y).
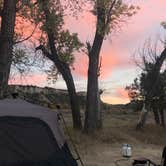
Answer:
top-left (39, 0), bottom-right (82, 129)
top-left (153, 109), bottom-right (160, 125)
top-left (159, 107), bottom-right (165, 127)
top-left (84, 30), bottom-right (104, 133)
top-left (152, 102), bottom-right (160, 125)
top-left (54, 61), bottom-right (82, 129)
top-left (136, 103), bottom-right (149, 130)
top-left (84, 1), bottom-right (106, 133)
top-left (0, 0), bottom-right (17, 98)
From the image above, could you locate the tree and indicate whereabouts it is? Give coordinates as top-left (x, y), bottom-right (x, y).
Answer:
top-left (35, 0), bottom-right (83, 129)
top-left (0, 0), bottom-right (83, 129)
top-left (0, 0), bottom-right (39, 97)
top-left (138, 49), bottom-right (166, 129)
top-left (128, 39), bottom-right (166, 129)
top-left (84, 0), bottom-right (138, 133)
top-left (125, 78), bottom-right (142, 102)
top-left (0, 0), bottom-right (17, 98)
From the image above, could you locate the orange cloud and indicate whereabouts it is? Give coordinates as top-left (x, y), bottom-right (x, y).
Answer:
top-left (101, 87), bottom-right (129, 104)
top-left (116, 88), bottom-right (129, 99)
top-left (101, 95), bottom-right (129, 104)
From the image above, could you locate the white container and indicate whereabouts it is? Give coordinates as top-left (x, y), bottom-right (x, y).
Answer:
top-left (122, 144), bottom-right (132, 158)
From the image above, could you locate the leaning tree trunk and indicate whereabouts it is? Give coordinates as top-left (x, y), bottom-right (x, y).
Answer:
top-left (55, 62), bottom-right (82, 130)
top-left (39, 2), bottom-right (82, 129)
top-left (0, 0), bottom-right (17, 98)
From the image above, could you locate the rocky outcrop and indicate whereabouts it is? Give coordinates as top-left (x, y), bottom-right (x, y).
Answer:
top-left (9, 85), bottom-right (86, 109)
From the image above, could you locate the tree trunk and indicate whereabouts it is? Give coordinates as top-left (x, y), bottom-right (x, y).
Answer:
top-left (97, 89), bottom-right (102, 128)
top-left (84, 31), bottom-right (104, 133)
top-left (0, 0), bottom-right (17, 98)
top-left (40, 1), bottom-right (82, 129)
top-left (153, 109), bottom-right (160, 125)
top-left (136, 103), bottom-right (149, 130)
top-left (84, 2), bottom-right (106, 133)
top-left (55, 62), bottom-right (82, 129)
top-left (159, 107), bottom-right (165, 127)
top-left (152, 102), bottom-right (160, 125)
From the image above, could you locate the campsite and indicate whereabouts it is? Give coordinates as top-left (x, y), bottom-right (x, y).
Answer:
top-left (0, 92), bottom-right (165, 166)
top-left (61, 104), bottom-right (166, 166)
top-left (0, 0), bottom-right (166, 166)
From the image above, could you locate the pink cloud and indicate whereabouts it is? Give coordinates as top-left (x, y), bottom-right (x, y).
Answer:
top-left (116, 88), bottom-right (129, 99)
top-left (7, 1), bottom-right (166, 104)
top-left (73, 51), bottom-right (119, 79)
top-left (9, 73), bottom-right (47, 86)
top-left (15, 17), bottom-right (43, 45)
top-left (71, 0), bottom-right (166, 80)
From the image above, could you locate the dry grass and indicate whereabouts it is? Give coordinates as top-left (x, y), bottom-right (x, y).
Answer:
top-left (62, 109), bottom-right (166, 166)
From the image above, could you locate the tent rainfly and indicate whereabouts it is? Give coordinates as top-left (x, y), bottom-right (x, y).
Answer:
top-left (0, 99), bottom-right (78, 166)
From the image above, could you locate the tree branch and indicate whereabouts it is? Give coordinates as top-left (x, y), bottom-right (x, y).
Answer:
top-left (16, 0), bottom-right (38, 12)
top-left (86, 41), bottom-right (91, 57)
top-left (105, 0), bottom-right (116, 27)
top-left (14, 24), bottom-right (38, 44)
top-left (35, 45), bottom-right (55, 62)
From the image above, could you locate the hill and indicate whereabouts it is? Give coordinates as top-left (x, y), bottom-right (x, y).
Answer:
top-left (9, 85), bottom-right (118, 109)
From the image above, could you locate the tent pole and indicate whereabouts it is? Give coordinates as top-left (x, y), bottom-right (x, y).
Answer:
top-left (58, 112), bottom-right (85, 166)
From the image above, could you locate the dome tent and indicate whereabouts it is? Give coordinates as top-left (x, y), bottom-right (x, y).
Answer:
top-left (0, 99), bottom-right (78, 166)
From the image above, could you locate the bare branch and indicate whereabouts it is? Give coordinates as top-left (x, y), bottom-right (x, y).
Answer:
top-left (14, 24), bottom-right (38, 44)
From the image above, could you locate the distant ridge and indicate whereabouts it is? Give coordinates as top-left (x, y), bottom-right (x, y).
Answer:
top-left (8, 85), bottom-right (128, 111)
top-left (8, 85), bottom-right (86, 109)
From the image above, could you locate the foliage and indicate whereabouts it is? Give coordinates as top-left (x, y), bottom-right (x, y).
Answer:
top-left (1, 0), bottom-right (83, 83)
top-left (126, 40), bottom-right (166, 104)
top-left (45, 64), bottom-right (59, 84)
top-left (89, 0), bottom-right (139, 35)
top-left (33, 0), bottom-right (83, 83)
top-left (12, 48), bottom-right (30, 73)
top-left (125, 78), bottom-right (143, 102)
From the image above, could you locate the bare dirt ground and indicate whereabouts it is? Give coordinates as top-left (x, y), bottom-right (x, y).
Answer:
top-left (61, 108), bottom-right (166, 166)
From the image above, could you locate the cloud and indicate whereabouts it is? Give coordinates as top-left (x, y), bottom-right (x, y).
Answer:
top-left (9, 1), bottom-right (166, 104)
top-left (116, 88), bottom-right (129, 99)
top-left (101, 87), bottom-right (129, 104)
top-left (9, 73), bottom-right (47, 87)
top-left (101, 95), bottom-right (129, 104)
top-left (15, 17), bottom-right (43, 45)
top-left (71, 0), bottom-right (166, 80)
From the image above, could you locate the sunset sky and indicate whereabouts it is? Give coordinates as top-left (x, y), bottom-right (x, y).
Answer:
top-left (10, 0), bottom-right (166, 104)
